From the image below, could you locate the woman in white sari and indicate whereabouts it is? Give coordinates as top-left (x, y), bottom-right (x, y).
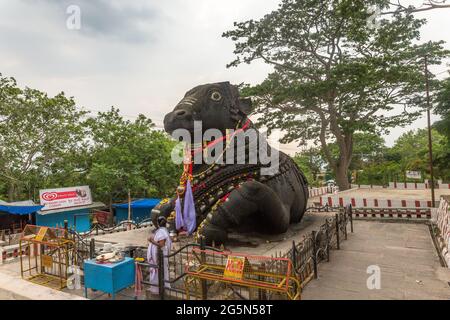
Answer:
top-left (147, 216), bottom-right (172, 295)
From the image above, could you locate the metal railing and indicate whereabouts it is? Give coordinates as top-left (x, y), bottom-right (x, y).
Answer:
top-left (282, 205), bottom-right (353, 288)
top-left (0, 229), bottom-right (22, 246)
top-left (135, 239), bottom-right (223, 300)
top-left (68, 205), bottom-right (353, 299)
top-left (75, 218), bottom-right (153, 238)
top-left (133, 206), bottom-right (353, 300)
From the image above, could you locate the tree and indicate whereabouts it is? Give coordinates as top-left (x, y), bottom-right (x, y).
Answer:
top-left (326, 132), bottom-right (386, 170)
top-left (433, 76), bottom-right (450, 180)
top-left (389, 128), bottom-right (449, 181)
top-left (0, 74), bottom-right (182, 205)
top-left (293, 147), bottom-right (324, 186)
top-left (337, 129), bottom-right (449, 185)
top-left (85, 108), bottom-right (181, 208)
top-left (434, 76), bottom-right (450, 139)
top-left (323, 132), bottom-right (387, 184)
top-left (224, 0), bottom-right (449, 190)
top-left (0, 74), bottom-right (87, 201)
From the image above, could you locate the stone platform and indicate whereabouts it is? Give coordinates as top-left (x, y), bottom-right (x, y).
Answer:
top-left (92, 211), bottom-right (338, 257)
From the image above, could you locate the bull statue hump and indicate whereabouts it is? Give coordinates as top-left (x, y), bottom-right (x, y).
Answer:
top-left (153, 81), bottom-right (309, 245)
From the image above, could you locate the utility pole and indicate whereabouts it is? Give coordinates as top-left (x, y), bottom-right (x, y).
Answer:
top-left (424, 56), bottom-right (436, 207)
top-left (127, 189), bottom-right (132, 230)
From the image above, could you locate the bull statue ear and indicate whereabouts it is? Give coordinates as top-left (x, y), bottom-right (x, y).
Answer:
top-left (238, 98), bottom-right (253, 115)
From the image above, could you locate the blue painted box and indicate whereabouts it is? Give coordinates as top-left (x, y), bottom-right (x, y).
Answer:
top-left (84, 257), bottom-right (135, 299)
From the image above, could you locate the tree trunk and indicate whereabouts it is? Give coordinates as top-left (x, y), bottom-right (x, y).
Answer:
top-left (318, 115), bottom-right (353, 191)
top-left (335, 163), bottom-right (350, 191)
top-left (7, 182), bottom-right (15, 202)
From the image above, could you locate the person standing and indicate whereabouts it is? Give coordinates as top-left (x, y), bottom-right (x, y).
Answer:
top-left (147, 216), bottom-right (172, 295)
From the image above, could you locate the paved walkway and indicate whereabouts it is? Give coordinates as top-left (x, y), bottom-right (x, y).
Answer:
top-left (0, 262), bottom-right (86, 300)
top-left (302, 220), bottom-right (450, 300)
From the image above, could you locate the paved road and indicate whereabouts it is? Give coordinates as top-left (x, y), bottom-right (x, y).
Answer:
top-left (302, 220), bottom-right (450, 300)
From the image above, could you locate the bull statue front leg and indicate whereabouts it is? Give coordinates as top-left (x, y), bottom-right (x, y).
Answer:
top-left (197, 180), bottom-right (290, 245)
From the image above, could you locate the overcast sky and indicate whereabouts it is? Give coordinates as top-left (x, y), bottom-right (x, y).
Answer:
top-left (0, 0), bottom-right (449, 154)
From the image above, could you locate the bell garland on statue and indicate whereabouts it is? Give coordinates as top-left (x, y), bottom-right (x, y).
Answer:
top-left (172, 119), bottom-right (273, 241)
top-left (167, 147), bottom-right (193, 230)
top-left (171, 145), bottom-right (197, 236)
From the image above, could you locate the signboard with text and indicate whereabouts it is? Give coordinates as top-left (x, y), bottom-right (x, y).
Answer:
top-left (35, 227), bottom-right (48, 241)
top-left (39, 186), bottom-right (92, 211)
top-left (42, 254), bottom-right (53, 268)
top-left (223, 255), bottom-right (249, 280)
top-left (406, 171), bottom-right (422, 180)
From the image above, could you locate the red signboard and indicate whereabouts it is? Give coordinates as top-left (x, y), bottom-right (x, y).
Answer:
top-left (39, 186), bottom-right (92, 211)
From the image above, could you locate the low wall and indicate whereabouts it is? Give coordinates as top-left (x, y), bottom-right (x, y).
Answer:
top-left (435, 196), bottom-right (450, 266)
top-left (320, 194), bottom-right (435, 208)
top-left (353, 207), bottom-right (431, 219)
top-left (351, 184), bottom-right (384, 189)
top-left (308, 186), bottom-right (335, 198)
top-left (388, 182), bottom-right (431, 189)
top-left (0, 243), bottom-right (39, 264)
top-left (351, 182), bottom-right (430, 189)
top-left (351, 182), bottom-right (449, 190)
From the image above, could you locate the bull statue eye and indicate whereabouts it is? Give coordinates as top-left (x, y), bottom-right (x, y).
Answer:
top-left (211, 91), bottom-right (222, 102)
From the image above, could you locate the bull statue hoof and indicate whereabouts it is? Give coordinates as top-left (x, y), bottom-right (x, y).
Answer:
top-left (152, 82), bottom-right (309, 245)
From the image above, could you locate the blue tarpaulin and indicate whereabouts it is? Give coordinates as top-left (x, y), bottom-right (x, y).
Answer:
top-left (0, 205), bottom-right (44, 215)
top-left (113, 198), bottom-right (161, 223)
top-left (113, 198), bottom-right (161, 209)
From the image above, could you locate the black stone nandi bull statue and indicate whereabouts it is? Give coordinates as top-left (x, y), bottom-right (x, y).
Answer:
top-left (152, 82), bottom-right (309, 245)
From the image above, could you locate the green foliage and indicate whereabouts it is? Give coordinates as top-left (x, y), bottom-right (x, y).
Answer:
top-left (433, 76), bottom-right (450, 181)
top-left (390, 128), bottom-right (449, 181)
top-left (434, 76), bottom-right (450, 139)
top-left (85, 108), bottom-right (181, 204)
top-left (224, 0), bottom-right (449, 189)
top-left (433, 78), bottom-right (450, 181)
top-left (325, 132), bottom-right (387, 171)
top-left (352, 128), bottom-right (450, 184)
top-left (0, 74), bottom-right (87, 201)
top-left (293, 147), bottom-right (323, 186)
top-left (0, 74), bottom-right (181, 203)
top-left (298, 128), bottom-right (450, 186)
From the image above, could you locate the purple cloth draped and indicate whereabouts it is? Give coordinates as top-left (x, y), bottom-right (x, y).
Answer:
top-left (183, 180), bottom-right (197, 235)
top-left (175, 197), bottom-right (184, 231)
top-left (175, 180), bottom-right (197, 235)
